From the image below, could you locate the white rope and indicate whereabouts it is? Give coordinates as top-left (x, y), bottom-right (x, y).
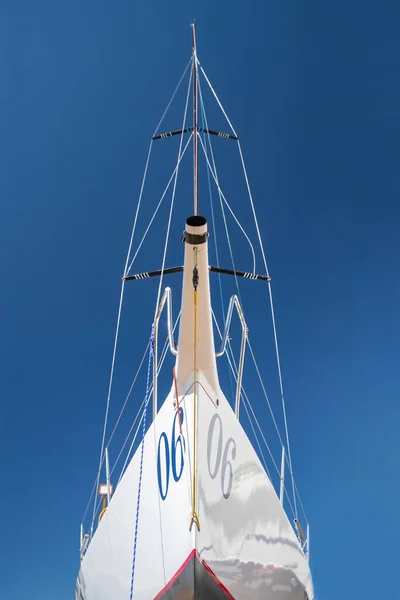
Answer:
top-left (212, 306), bottom-right (299, 519)
top-left (117, 409), bottom-right (146, 487)
top-left (91, 281), bottom-right (125, 532)
top-left (124, 59), bottom-right (192, 276)
top-left (107, 340), bottom-right (150, 448)
top-left (211, 313), bottom-right (273, 470)
top-left (81, 453), bottom-right (105, 525)
top-left (152, 58), bottom-right (192, 138)
top-left (126, 133), bottom-right (193, 275)
top-left (111, 398), bottom-right (146, 479)
top-left (239, 387), bottom-right (280, 478)
top-left (225, 347), bottom-right (296, 516)
top-left (237, 140), bottom-right (297, 517)
top-left (197, 134), bottom-right (256, 272)
top-left (154, 61), bottom-right (193, 317)
top-left (211, 310), bottom-right (298, 513)
top-left (241, 389), bottom-right (296, 518)
top-left (241, 397), bottom-right (272, 481)
top-left (294, 479), bottom-right (309, 525)
top-left (195, 82), bottom-right (241, 300)
top-left (85, 59), bottom-right (192, 534)
top-left (125, 65), bottom-right (193, 275)
top-left (110, 337), bottom-right (166, 480)
top-left (111, 312), bottom-right (181, 485)
top-left (199, 64), bottom-right (298, 518)
top-left (90, 342), bottom-right (153, 522)
top-left (88, 61), bottom-right (191, 530)
top-left (199, 66), bottom-right (238, 137)
top-left (246, 339), bottom-right (285, 449)
top-left (124, 141), bottom-right (154, 277)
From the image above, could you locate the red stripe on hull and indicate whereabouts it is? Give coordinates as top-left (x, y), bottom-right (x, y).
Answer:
top-left (153, 550), bottom-right (196, 600)
top-left (153, 549), bottom-right (234, 600)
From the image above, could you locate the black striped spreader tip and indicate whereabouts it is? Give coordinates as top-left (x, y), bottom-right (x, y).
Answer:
top-left (123, 266), bottom-right (270, 282)
top-left (152, 127), bottom-right (238, 141)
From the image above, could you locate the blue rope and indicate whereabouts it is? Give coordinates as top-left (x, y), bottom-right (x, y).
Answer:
top-left (129, 326), bottom-right (154, 600)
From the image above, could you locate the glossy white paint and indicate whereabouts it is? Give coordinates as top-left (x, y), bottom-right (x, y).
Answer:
top-left (196, 370), bottom-right (313, 599)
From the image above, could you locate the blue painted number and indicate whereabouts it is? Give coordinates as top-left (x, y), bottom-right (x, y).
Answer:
top-left (157, 408), bottom-right (185, 500)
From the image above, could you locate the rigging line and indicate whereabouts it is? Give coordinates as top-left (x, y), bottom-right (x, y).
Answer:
top-left (154, 62), bottom-right (193, 319)
top-left (199, 64), bottom-right (299, 517)
top-left (247, 336), bottom-right (304, 516)
top-left (110, 312), bottom-right (181, 484)
top-left (239, 390), bottom-right (280, 477)
top-left (127, 133), bottom-right (193, 275)
top-left (91, 128), bottom-right (154, 531)
top-left (198, 134), bottom-right (256, 273)
top-left (93, 139), bottom-right (155, 525)
top-left (194, 86), bottom-right (249, 301)
top-left (129, 327), bottom-right (154, 600)
top-left (198, 76), bottom-right (245, 405)
top-left (212, 309), bottom-right (296, 518)
top-left (91, 280), bottom-right (125, 534)
top-left (111, 355), bottom-right (156, 482)
top-left (293, 479), bottom-right (309, 525)
top-left (196, 83), bottom-right (241, 300)
top-left (81, 452), bottom-right (106, 525)
top-left (236, 138), bottom-right (297, 517)
top-left (110, 398), bottom-right (145, 479)
top-left (124, 141), bottom-right (154, 277)
top-left (246, 338), bottom-right (285, 449)
top-left (106, 340), bottom-right (150, 449)
top-left (90, 492), bottom-right (106, 531)
top-left (199, 64), bottom-right (297, 517)
top-left (195, 114), bottom-right (240, 307)
top-left (212, 311), bottom-right (291, 512)
top-left (110, 330), bottom-right (171, 480)
top-left (225, 342), bottom-right (280, 481)
top-left (198, 73), bottom-right (239, 405)
top-left (242, 389), bottom-right (296, 518)
top-left (198, 79), bottom-right (224, 318)
top-left (268, 279), bottom-right (297, 517)
top-left (199, 66), bottom-right (238, 138)
top-left (117, 410), bottom-right (145, 487)
top-left (198, 76), bottom-right (237, 404)
top-left (153, 58), bottom-right (192, 138)
top-left (242, 396), bottom-right (272, 482)
top-left (195, 77), bottom-right (240, 293)
top-left (199, 67), bottom-right (258, 274)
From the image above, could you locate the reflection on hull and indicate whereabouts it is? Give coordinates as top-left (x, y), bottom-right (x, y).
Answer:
top-left (156, 551), bottom-right (308, 600)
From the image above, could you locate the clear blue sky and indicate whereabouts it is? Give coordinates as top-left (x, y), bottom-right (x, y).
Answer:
top-left (1, 1), bottom-right (399, 599)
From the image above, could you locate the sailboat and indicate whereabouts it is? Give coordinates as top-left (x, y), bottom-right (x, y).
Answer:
top-left (76, 23), bottom-right (314, 600)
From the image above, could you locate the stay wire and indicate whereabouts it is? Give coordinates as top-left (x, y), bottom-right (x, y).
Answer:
top-left (89, 59), bottom-right (191, 533)
top-left (127, 133), bottom-right (193, 275)
top-left (200, 62), bottom-right (297, 518)
top-left (154, 60), bottom-right (193, 318)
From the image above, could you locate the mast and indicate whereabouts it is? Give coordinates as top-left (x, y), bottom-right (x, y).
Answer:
top-left (191, 22), bottom-right (199, 216)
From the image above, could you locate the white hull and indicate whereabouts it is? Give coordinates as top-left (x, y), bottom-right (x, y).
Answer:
top-left (77, 372), bottom-right (313, 599)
